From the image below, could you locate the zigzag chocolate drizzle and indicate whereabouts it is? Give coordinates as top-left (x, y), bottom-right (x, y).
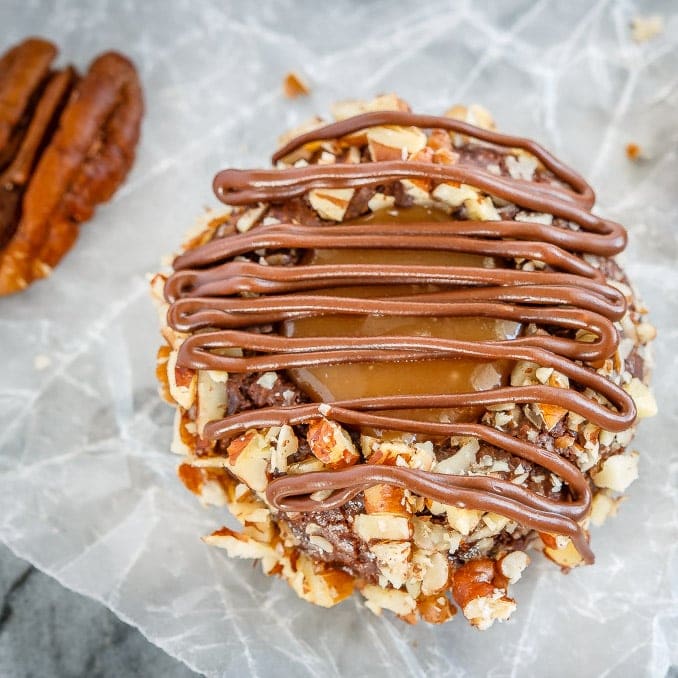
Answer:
top-left (166, 111), bottom-right (638, 563)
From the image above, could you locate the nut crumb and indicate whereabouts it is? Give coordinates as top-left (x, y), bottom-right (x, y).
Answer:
top-left (282, 71), bottom-right (310, 98)
top-left (625, 143), bottom-right (644, 161)
top-left (33, 354), bottom-right (52, 371)
top-left (630, 15), bottom-right (664, 43)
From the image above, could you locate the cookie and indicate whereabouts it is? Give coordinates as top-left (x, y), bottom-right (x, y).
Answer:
top-left (152, 94), bottom-right (657, 629)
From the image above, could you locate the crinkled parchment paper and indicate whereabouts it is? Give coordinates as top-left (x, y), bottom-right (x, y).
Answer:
top-left (1, 1), bottom-right (676, 676)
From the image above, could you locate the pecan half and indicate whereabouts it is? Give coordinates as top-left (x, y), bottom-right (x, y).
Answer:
top-left (0, 37), bottom-right (64, 250)
top-left (0, 39), bottom-right (143, 295)
top-left (0, 37), bottom-right (56, 158)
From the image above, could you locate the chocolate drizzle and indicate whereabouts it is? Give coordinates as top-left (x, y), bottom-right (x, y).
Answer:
top-left (166, 110), bottom-right (638, 563)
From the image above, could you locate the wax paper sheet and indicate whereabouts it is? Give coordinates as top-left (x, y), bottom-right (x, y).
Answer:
top-left (1, 1), bottom-right (677, 676)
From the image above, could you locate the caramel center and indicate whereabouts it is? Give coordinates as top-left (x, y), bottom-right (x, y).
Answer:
top-left (284, 207), bottom-right (521, 423)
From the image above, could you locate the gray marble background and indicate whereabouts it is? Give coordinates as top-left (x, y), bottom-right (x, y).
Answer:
top-left (1, 1), bottom-right (677, 677)
top-left (0, 544), bottom-right (196, 677)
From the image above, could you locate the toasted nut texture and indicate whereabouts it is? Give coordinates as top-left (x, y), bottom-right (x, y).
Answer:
top-left (370, 541), bottom-right (411, 589)
top-left (462, 592), bottom-right (516, 631)
top-left (363, 484), bottom-right (408, 516)
top-left (591, 452), bottom-right (639, 492)
top-left (308, 188), bottom-right (355, 221)
top-left (290, 555), bottom-right (355, 608)
top-left (623, 378), bottom-right (657, 419)
top-left (236, 204), bottom-right (268, 233)
top-left (366, 125), bottom-right (427, 161)
top-left (452, 559), bottom-right (516, 630)
top-left (270, 424), bottom-right (298, 473)
top-left (543, 538), bottom-right (587, 569)
top-left (354, 514), bottom-right (411, 542)
top-left (330, 93), bottom-right (409, 121)
top-left (589, 491), bottom-right (623, 527)
top-left (307, 418), bottom-right (360, 468)
top-left (498, 551), bottom-right (530, 584)
top-left (196, 370), bottom-right (228, 435)
top-left (226, 431), bottom-right (272, 494)
top-left (205, 527), bottom-right (279, 561)
top-left (167, 350), bottom-right (196, 410)
top-left (445, 507), bottom-right (483, 536)
top-left (361, 584), bottom-right (417, 617)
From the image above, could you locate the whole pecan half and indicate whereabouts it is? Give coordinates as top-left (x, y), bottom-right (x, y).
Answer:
top-left (0, 38), bottom-right (143, 295)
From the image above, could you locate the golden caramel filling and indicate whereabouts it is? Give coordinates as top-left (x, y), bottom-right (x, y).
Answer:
top-left (284, 207), bottom-right (521, 423)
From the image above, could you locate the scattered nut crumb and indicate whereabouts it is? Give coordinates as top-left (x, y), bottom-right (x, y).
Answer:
top-left (630, 15), bottom-right (664, 43)
top-left (625, 143), bottom-right (643, 161)
top-left (282, 71), bottom-right (310, 98)
top-left (33, 354), bottom-right (51, 371)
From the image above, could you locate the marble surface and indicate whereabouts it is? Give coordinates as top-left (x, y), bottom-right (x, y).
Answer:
top-left (1, 1), bottom-right (677, 677)
top-left (0, 544), bottom-right (197, 677)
